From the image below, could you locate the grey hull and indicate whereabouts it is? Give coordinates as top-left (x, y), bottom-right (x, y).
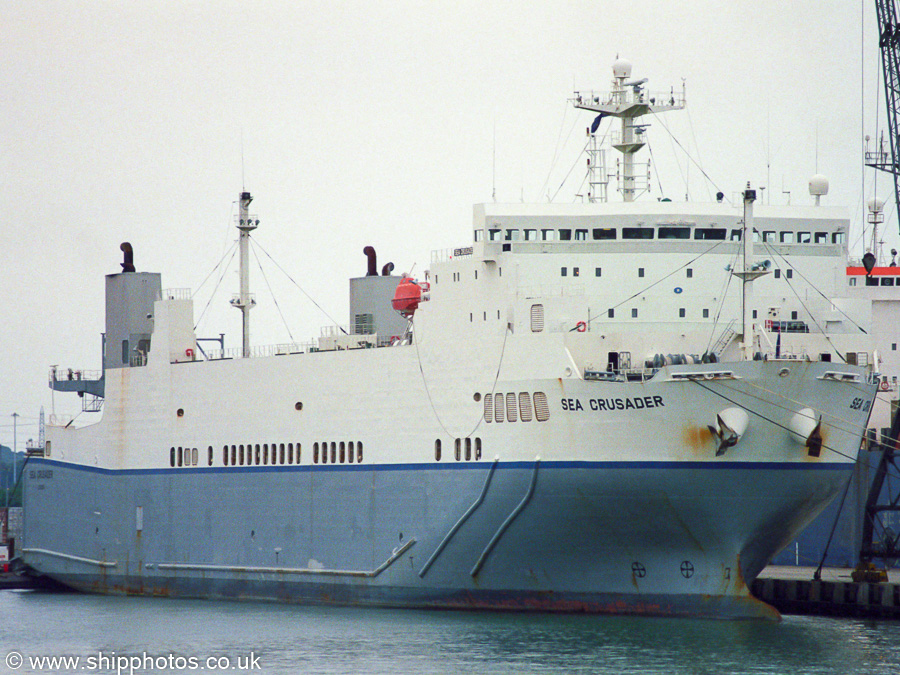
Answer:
top-left (23, 457), bottom-right (851, 619)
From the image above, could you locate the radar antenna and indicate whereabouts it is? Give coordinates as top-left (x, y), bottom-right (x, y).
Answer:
top-left (571, 59), bottom-right (684, 202)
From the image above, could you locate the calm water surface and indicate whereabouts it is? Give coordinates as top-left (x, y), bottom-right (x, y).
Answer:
top-left (2, 589), bottom-right (900, 674)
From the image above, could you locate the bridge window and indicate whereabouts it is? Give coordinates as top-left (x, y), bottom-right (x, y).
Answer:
top-left (798, 232), bottom-right (811, 243)
top-left (659, 226), bottom-right (691, 239)
top-left (574, 229), bottom-right (588, 241)
top-left (763, 231), bottom-right (776, 242)
top-left (814, 232), bottom-right (828, 243)
top-left (623, 227), bottom-right (653, 239)
top-left (832, 232), bottom-right (846, 244)
top-left (694, 228), bottom-right (725, 240)
top-left (593, 228), bottom-right (616, 240)
top-left (559, 229), bottom-right (572, 241)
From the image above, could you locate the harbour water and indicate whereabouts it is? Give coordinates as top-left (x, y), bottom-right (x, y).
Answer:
top-left (3, 589), bottom-right (900, 674)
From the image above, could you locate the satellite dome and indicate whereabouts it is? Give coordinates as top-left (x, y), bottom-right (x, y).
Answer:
top-left (868, 197), bottom-right (885, 213)
top-left (613, 58), bottom-right (633, 79)
top-left (808, 174), bottom-right (829, 197)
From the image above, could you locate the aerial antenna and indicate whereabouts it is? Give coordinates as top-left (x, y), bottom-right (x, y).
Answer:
top-left (241, 128), bottom-right (246, 191)
top-left (492, 120), bottom-right (497, 202)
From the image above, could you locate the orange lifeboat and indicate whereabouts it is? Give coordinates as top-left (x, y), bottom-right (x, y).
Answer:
top-left (392, 276), bottom-right (429, 319)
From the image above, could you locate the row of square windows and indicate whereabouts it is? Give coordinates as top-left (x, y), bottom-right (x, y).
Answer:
top-left (477, 227), bottom-right (846, 244)
top-left (529, 302), bottom-right (799, 322)
top-left (560, 267), bottom-right (793, 279)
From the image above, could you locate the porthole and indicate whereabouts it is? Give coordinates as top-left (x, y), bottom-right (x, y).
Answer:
top-left (357, 442), bottom-right (363, 463)
top-left (223, 445), bottom-right (229, 466)
top-left (475, 438), bottom-right (482, 460)
top-left (313, 442), bottom-right (319, 464)
top-left (176, 408), bottom-right (184, 418)
top-left (170, 447), bottom-right (175, 467)
top-left (435, 439), bottom-right (442, 461)
top-left (330, 442), bottom-right (336, 464)
top-left (263, 443), bottom-right (269, 465)
top-left (474, 392), bottom-right (482, 402)
top-left (295, 402), bottom-right (303, 411)
top-left (465, 438), bottom-right (472, 461)
top-left (340, 441), bottom-right (346, 464)
top-left (455, 438), bottom-right (461, 461)
top-left (348, 441), bottom-right (355, 463)
top-left (279, 443), bottom-right (285, 464)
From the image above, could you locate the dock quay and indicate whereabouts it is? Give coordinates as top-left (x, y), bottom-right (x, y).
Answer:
top-left (754, 566), bottom-right (900, 618)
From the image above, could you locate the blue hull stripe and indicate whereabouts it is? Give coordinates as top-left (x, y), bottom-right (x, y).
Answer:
top-left (27, 456), bottom-right (855, 476)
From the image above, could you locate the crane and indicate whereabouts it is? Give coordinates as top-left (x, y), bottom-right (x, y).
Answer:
top-left (867, 0), bottom-right (900, 239)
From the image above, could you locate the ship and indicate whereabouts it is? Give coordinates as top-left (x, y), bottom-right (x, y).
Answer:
top-left (20, 59), bottom-right (893, 619)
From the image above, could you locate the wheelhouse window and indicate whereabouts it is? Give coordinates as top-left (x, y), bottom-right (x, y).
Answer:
top-left (780, 232), bottom-right (794, 244)
top-left (504, 229), bottom-right (520, 241)
top-left (798, 232), bottom-right (811, 243)
top-left (814, 232), bottom-right (828, 244)
top-left (541, 229), bottom-right (556, 241)
top-left (623, 227), bottom-right (653, 239)
top-left (559, 229), bottom-right (572, 241)
top-left (763, 231), bottom-right (776, 242)
top-left (693, 228), bottom-right (726, 240)
top-left (488, 228), bottom-right (501, 241)
top-left (659, 226), bottom-right (691, 239)
top-left (832, 232), bottom-right (846, 244)
top-left (574, 229), bottom-right (588, 241)
top-left (730, 229), bottom-right (742, 241)
top-left (524, 229), bottom-right (538, 241)
top-left (592, 228), bottom-right (616, 240)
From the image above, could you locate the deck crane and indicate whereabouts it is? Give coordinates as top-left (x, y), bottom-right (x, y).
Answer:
top-left (848, 0), bottom-right (900, 583)
top-left (866, 0), bottom-right (900, 240)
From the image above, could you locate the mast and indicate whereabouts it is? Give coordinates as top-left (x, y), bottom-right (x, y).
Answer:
top-left (741, 188), bottom-right (757, 361)
top-left (572, 58), bottom-right (684, 202)
top-left (732, 185), bottom-right (770, 360)
top-left (230, 191), bottom-right (258, 357)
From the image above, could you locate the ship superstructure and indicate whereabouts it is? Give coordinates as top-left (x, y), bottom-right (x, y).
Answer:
top-left (20, 60), bottom-right (895, 619)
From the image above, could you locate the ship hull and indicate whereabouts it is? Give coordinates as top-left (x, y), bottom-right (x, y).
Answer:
top-left (22, 455), bottom-right (853, 619)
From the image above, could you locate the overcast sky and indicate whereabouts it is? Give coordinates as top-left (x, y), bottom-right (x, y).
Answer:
top-left (1, 1), bottom-right (894, 449)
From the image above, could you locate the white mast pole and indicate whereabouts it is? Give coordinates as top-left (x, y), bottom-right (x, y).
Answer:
top-left (741, 185), bottom-right (757, 361)
top-left (232, 191), bottom-right (258, 358)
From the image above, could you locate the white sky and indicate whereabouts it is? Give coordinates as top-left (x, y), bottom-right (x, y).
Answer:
top-left (1, 0), bottom-right (895, 449)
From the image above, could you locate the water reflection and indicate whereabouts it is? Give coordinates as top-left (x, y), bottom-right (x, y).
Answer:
top-left (2, 591), bottom-right (900, 674)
